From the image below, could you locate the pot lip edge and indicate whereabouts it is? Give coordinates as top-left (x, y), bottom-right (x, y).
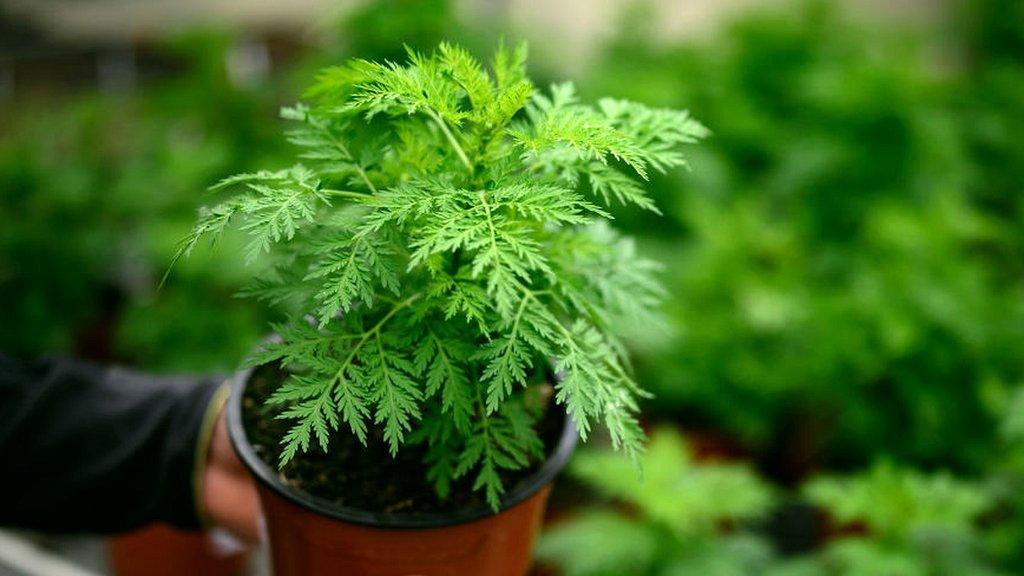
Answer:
top-left (226, 360), bottom-right (579, 530)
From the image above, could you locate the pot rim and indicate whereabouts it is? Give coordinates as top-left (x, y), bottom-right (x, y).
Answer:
top-left (226, 361), bottom-right (579, 530)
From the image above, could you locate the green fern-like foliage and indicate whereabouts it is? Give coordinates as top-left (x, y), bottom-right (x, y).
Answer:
top-left (175, 42), bottom-right (706, 508)
top-left (790, 462), bottom-right (1002, 576)
top-left (537, 428), bottom-right (776, 576)
top-left (803, 462), bottom-right (990, 541)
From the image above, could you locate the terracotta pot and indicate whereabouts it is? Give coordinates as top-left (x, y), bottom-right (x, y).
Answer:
top-left (107, 523), bottom-right (247, 576)
top-left (227, 366), bottom-right (578, 576)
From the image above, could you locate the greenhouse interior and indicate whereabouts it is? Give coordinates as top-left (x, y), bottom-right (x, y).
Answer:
top-left (2, 0), bottom-right (1024, 574)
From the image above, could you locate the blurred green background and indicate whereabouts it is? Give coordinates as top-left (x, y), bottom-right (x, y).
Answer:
top-left (2, 0), bottom-right (1023, 573)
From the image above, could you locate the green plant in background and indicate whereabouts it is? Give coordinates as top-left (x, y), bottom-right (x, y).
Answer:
top-left (108, 30), bottom-right (289, 371)
top-left (974, 386), bottom-right (1024, 570)
top-left (0, 99), bottom-right (115, 357)
top-left (537, 434), bottom-right (1009, 576)
top-left (537, 428), bottom-right (776, 576)
top-left (773, 463), bottom-right (1003, 576)
top-left (806, 463), bottom-right (989, 544)
top-left (578, 0), bottom-right (1024, 475)
top-left (332, 0), bottom-right (457, 62)
top-left (175, 43), bottom-right (706, 506)
top-left (0, 30), bottom-right (284, 370)
top-left (958, 0), bottom-right (1024, 283)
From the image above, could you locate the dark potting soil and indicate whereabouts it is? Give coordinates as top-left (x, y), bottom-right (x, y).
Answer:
top-left (242, 363), bottom-right (565, 516)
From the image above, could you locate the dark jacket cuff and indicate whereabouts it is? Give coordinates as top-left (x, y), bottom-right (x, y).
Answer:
top-left (0, 354), bottom-right (223, 533)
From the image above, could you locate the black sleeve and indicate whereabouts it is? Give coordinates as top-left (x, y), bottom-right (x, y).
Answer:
top-left (0, 353), bottom-right (221, 534)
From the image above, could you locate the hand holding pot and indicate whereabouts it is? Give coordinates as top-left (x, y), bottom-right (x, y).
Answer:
top-left (202, 406), bottom-right (263, 546)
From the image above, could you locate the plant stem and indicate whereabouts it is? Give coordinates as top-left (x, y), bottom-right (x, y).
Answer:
top-left (331, 293), bottom-right (422, 386)
top-left (426, 108), bottom-right (473, 173)
top-left (478, 191), bottom-right (499, 255)
top-left (322, 126), bottom-right (378, 193)
top-left (353, 163), bottom-right (379, 195)
top-left (321, 189), bottom-right (371, 200)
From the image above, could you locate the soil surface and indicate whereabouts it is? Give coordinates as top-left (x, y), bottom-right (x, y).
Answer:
top-left (242, 363), bottom-right (565, 516)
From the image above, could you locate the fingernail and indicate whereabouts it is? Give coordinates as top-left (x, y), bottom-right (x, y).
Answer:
top-left (208, 527), bottom-right (247, 556)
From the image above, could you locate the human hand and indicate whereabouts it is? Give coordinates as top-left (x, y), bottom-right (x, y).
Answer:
top-left (202, 407), bottom-right (262, 546)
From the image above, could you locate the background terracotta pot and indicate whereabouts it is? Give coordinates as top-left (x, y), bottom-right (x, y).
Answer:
top-left (107, 524), bottom-right (248, 576)
top-left (227, 366), bottom-right (578, 576)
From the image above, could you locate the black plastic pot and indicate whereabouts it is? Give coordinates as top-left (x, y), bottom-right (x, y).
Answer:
top-left (226, 363), bottom-right (578, 575)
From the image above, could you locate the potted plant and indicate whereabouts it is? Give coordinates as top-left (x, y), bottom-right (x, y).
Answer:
top-left (174, 42), bottom-right (706, 575)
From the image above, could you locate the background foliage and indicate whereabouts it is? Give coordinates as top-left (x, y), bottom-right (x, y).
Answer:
top-left (579, 0), bottom-right (1024, 479)
top-left (0, 30), bottom-right (285, 370)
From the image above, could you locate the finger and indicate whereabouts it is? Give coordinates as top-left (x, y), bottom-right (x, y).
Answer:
top-left (204, 465), bottom-right (262, 545)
